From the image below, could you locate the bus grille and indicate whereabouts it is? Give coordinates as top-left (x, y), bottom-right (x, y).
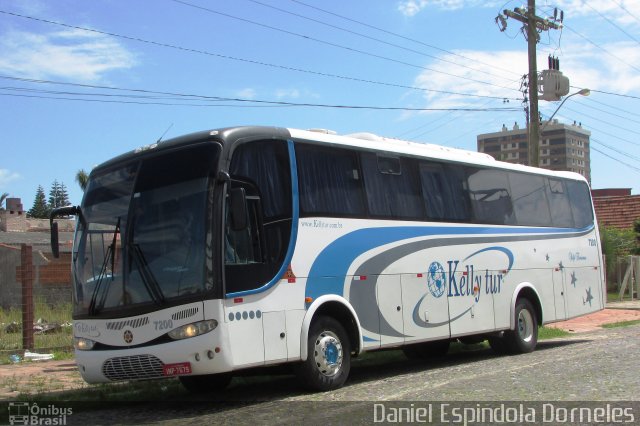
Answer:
top-left (102, 354), bottom-right (164, 381)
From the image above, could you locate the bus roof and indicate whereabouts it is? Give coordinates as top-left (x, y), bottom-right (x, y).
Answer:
top-left (287, 128), bottom-right (589, 184)
top-left (93, 125), bottom-right (589, 185)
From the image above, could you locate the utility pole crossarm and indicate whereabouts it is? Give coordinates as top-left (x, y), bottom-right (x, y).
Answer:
top-left (504, 9), bottom-right (561, 31)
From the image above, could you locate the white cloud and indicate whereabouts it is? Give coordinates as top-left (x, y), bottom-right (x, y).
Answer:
top-left (275, 88), bottom-right (301, 99)
top-left (409, 38), bottom-right (640, 112)
top-left (397, 0), bottom-right (501, 16)
top-left (411, 50), bottom-right (526, 111)
top-left (0, 169), bottom-right (21, 187)
top-left (237, 88), bottom-right (257, 99)
top-left (551, 0), bottom-right (640, 27)
top-left (0, 29), bottom-right (136, 82)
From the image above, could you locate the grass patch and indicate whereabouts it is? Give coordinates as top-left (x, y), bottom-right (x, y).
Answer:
top-left (607, 291), bottom-right (637, 302)
top-left (0, 298), bottom-right (73, 354)
top-left (601, 319), bottom-right (640, 329)
top-left (538, 326), bottom-right (570, 340)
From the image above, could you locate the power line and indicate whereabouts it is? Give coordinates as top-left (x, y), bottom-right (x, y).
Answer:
top-left (591, 137), bottom-right (640, 163)
top-left (289, 0), bottom-right (521, 78)
top-left (591, 144), bottom-right (640, 174)
top-left (561, 105), bottom-right (640, 142)
top-left (612, 0), bottom-right (640, 27)
top-left (582, 0), bottom-right (640, 46)
top-left (562, 22), bottom-right (640, 74)
top-left (245, 0), bottom-right (519, 85)
top-left (0, 76), bottom-right (521, 112)
top-left (0, 9), bottom-right (521, 102)
top-left (575, 97), bottom-right (640, 125)
top-left (169, 0), bottom-right (519, 92)
top-left (584, 88), bottom-right (640, 101)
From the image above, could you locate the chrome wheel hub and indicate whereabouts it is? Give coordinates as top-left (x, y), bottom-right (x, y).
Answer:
top-left (313, 330), bottom-right (343, 377)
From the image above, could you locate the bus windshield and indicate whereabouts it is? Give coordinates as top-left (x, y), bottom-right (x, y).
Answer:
top-left (72, 144), bottom-right (219, 317)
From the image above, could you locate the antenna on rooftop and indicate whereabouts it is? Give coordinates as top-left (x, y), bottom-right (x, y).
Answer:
top-left (157, 123), bottom-right (174, 143)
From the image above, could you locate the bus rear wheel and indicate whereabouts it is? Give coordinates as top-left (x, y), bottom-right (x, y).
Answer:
top-left (179, 373), bottom-right (232, 393)
top-left (295, 316), bottom-right (351, 391)
top-left (503, 298), bottom-right (538, 354)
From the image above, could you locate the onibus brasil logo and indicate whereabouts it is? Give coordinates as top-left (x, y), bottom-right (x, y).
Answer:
top-left (8, 402), bottom-right (72, 425)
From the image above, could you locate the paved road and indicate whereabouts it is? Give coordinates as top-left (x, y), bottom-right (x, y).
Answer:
top-left (62, 324), bottom-right (640, 425)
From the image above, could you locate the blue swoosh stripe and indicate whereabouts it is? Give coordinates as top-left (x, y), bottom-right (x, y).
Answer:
top-left (305, 225), bottom-right (592, 301)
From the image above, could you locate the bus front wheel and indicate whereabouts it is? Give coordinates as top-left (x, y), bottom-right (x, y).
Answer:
top-left (295, 316), bottom-right (351, 391)
top-left (503, 298), bottom-right (538, 354)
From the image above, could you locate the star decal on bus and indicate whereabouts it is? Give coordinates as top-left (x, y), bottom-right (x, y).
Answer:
top-left (583, 287), bottom-right (593, 306)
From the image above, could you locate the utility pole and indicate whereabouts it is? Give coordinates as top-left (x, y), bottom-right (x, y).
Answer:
top-left (497, 0), bottom-right (562, 167)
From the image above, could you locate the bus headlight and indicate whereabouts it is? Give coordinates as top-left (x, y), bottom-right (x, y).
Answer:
top-left (168, 319), bottom-right (218, 340)
top-left (74, 337), bottom-right (96, 351)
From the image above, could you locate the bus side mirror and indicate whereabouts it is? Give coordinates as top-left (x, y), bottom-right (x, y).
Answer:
top-left (229, 188), bottom-right (248, 231)
top-left (49, 205), bottom-right (80, 258)
top-left (51, 222), bottom-right (60, 258)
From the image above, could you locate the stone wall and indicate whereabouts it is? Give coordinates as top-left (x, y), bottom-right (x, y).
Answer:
top-left (0, 211), bottom-right (75, 233)
top-left (0, 245), bottom-right (72, 310)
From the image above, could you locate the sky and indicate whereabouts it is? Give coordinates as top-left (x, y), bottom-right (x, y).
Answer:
top-left (1, 0), bottom-right (639, 209)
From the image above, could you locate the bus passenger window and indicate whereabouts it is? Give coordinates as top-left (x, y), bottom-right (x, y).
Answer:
top-left (467, 168), bottom-right (515, 225)
top-left (546, 179), bottom-right (574, 228)
top-left (566, 180), bottom-right (594, 228)
top-left (509, 173), bottom-right (551, 226)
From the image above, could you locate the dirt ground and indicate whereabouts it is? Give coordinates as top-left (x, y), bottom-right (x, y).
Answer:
top-left (1, 302), bottom-right (639, 401)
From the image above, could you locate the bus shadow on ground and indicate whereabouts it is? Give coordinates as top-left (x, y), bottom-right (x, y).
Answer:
top-left (56, 338), bottom-right (592, 424)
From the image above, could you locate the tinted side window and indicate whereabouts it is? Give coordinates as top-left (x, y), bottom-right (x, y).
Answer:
top-left (418, 162), bottom-right (470, 221)
top-left (296, 144), bottom-right (366, 217)
top-left (546, 179), bottom-right (574, 227)
top-left (226, 140), bottom-right (292, 294)
top-left (509, 173), bottom-right (551, 226)
top-left (230, 140), bottom-right (291, 220)
top-left (566, 180), bottom-right (594, 228)
top-left (467, 168), bottom-right (515, 225)
top-left (361, 153), bottom-right (424, 220)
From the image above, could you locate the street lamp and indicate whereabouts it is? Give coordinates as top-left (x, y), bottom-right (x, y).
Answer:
top-left (540, 88), bottom-right (590, 133)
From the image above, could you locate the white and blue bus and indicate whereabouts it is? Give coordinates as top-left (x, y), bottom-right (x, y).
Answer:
top-left (51, 126), bottom-right (604, 392)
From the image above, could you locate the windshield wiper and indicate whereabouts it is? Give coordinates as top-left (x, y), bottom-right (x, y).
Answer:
top-left (88, 217), bottom-right (120, 315)
top-left (128, 243), bottom-right (165, 305)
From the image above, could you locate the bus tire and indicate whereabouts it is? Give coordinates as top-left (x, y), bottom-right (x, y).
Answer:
top-left (402, 339), bottom-right (450, 360)
top-left (504, 298), bottom-right (538, 354)
top-left (295, 316), bottom-right (351, 391)
top-left (179, 373), bottom-right (232, 393)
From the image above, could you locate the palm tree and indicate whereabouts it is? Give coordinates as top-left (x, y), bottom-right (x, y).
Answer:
top-left (75, 169), bottom-right (89, 191)
top-left (0, 192), bottom-right (8, 210)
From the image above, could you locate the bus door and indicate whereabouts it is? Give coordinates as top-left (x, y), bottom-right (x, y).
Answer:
top-left (552, 267), bottom-right (567, 320)
top-left (401, 272), bottom-right (450, 344)
top-left (376, 274), bottom-right (405, 346)
top-left (446, 263), bottom-right (497, 337)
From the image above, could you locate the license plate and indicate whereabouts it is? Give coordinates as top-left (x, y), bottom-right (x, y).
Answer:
top-left (163, 362), bottom-right (192, 376)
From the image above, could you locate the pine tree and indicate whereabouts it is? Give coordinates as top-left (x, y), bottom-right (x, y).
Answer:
top-left (48, 180), bottom-right (70, 209)
top-left (28, 186), bottom-right (50, 218)
top-left (59, 182), bottom-right (70, 207)
top-left (48, 180), bottom-right (61, 209)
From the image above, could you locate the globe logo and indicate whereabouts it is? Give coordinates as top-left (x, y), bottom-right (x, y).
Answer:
top-left (426, 261), bottom-right (446, 298)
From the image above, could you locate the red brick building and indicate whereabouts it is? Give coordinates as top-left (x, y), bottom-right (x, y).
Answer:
top-left (592, 188), bottom-right (640, 230)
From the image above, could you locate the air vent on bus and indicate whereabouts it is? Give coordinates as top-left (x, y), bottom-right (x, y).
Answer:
top-left (171, 306), bottom-right (200, 321)
top-left (307, 128), bottom-right (337, 135)
top-left (105, 317), bottom-right (150, 331)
